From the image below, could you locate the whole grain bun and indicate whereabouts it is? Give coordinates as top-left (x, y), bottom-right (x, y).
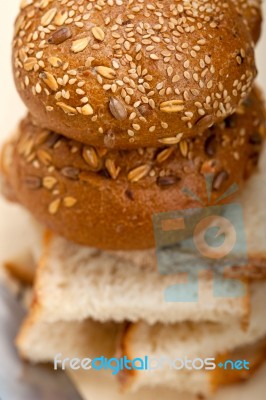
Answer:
top-left (13, 0), bottom-right (257, 149)
top-left (1, 88), bottom-right (265, 250)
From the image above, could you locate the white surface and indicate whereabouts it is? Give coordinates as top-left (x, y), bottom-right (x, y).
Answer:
top-left (0, 1), bottom-right (266, 141)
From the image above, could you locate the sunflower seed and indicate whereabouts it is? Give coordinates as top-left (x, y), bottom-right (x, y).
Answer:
top-left (157, 176), bottom-right (180, 187)
top-left (25, 176), bottom-right (41, 190)
top-left (48, 198), bottom-right (61, 215)
top-left (196, 114), bottom-right (215, 129)
top-left (40, 71), bottom-right (58, 91)
top-left (71, 37), bottom-right (89, 53)
top-left (82, 147), bottom-right (99, 169)
top-left (213, 171), bottom-right (229, 191)
top-left (61, 166), bottom-right (79, 180)
top-left (160, 100), bottom-right (184, 113)
top-left (109, 97), bottom-right (127, 120)
top-left (44, 133), bottom-right (61, 148)
top-left (95, 66), bottom-right (116, 79)
top-left (205, 134), bottom-right (217, 156)
top-left (128, 165), bottom-right (150, 182)
top-left (48, 27), bottom-right (72, 45)
top-left (91, 26), bottom-right (105, 41)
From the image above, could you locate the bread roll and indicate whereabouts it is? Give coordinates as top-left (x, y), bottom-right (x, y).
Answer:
top-left (13, 0), bottom-right (258, 148)
top-left (1, 88), bottom-right (265, 250)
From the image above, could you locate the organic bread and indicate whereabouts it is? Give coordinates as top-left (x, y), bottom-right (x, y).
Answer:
top-left (12, 0), bottom-right (259, 148)
top-left (1, 87), bottom-right (265, 249)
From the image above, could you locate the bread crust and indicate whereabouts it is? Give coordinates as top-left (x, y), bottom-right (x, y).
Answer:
top-left (13, 0), bottom-right (258, 148)
top-left (1, 88), bottom-right (265, 250)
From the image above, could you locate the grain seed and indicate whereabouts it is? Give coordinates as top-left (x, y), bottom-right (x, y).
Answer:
top-left (43, 176), bottom-right (57, 190)
top-left (160, 100), bottom-right (184, 113)
top-left (128, 165), bottom-right (150, 182)
top-left (179, 140), bottom-right (188, 157)
top-left (48, 198), bottom-right (61, 215)
top-left (109, 97), bottom-right (127, 120)
top-left (105, 159), bottom-right (121, 179)
top-left (41, 8), bottom-right (57, 27)
top-left (71, 37), bottom-right (89, 53)
top-left (48, 56), bottom-right (63, 67)
top-left (24, 57), bottom-right (37, 71)
top-left (92, 26), bottom-right (105, 41)
top-left (158, 134), bottom-right (183, 145)
top-left (40, 71), bottom-right (58, 91)
top-left (156, 147), bottom-right (175, 163)
top-left (82, 146), bottom-right (99, 169)
top-left (57, 102), bottom-right (77, 114)
top-left (81, 103), bottom-right (93, 116)
top-left (63, 197), bottom-right (77, 208)
top-left (95, 66), bottom-right (116, 79)
top-left (37, 149), bottom-right (52, 165)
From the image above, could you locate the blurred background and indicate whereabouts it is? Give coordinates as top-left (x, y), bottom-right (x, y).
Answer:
top-left (0, 1), bottom-right (265, 142)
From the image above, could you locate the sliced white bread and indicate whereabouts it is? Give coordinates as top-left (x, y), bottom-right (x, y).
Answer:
top-left (68, 363), bottom-right (266, 400)
top-left (16, 306), bottom-right (120, 363)
top-left (16, 281), bottom-right (266, 396)
top-left (120, 281), bottom-right (266, 395)
top-left (34, 232), bottom-right (253, 324)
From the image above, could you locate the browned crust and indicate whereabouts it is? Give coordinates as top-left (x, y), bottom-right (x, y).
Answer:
top-left (210, 336), bottom-right (266, 390)
top-left (118, 323), bottom-right (140, 391)
top-left (120, 321), bottom-right (266, 394)
top-left (15, 304), bottom-right (42, 360)
top-left (4, 260), bottom-right (35, 287)
top-left (12, 0), bottom-right (258, 148)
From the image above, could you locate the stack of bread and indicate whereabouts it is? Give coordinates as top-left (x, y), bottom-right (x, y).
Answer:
top-left (1, 0), bottom-right (266, 398)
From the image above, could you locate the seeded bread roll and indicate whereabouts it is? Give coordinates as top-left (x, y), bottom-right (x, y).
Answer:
top-left (1, 89), bottom-right (265, 250)
top-left (13, 0), bottom-right (258, 149)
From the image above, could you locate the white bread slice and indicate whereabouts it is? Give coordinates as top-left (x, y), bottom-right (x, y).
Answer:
top-left (16, 281), bottom-right (266, 397)
top-left (68, 363), bottom-right (266, 400)
top-left (120, 281), bottom-right (266, 395)
top-left (16, 306), bottom-right (120, 363)
top-left (15, 310), bottom-right (266, 399)
top-left (35, 233), bottom-right (253, 325)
